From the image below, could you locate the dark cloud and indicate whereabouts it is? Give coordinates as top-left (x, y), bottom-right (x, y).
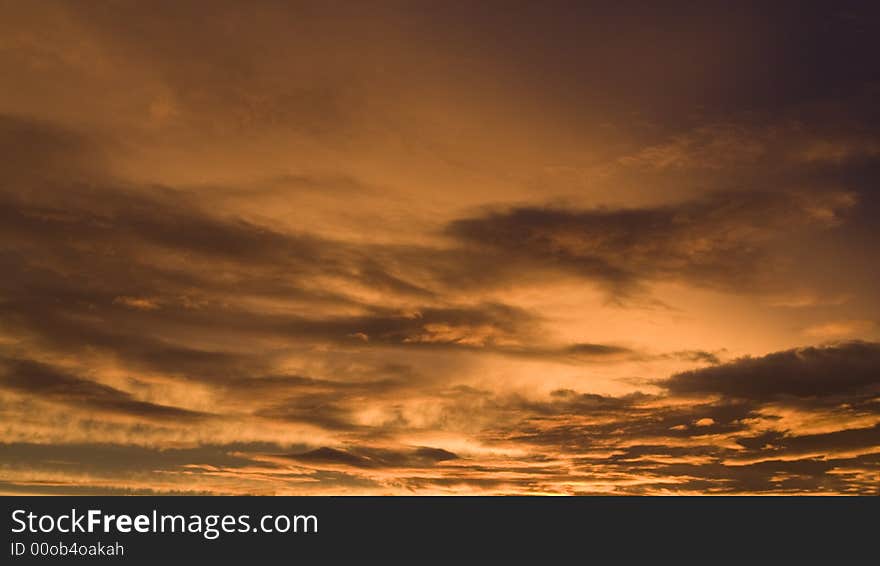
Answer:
top-left (0, 442), bottom-right (261, 474)
top-left (664, 341), bottom-right (880, 400)
top-left (505, 398), bottom-right (759, 453)
top-left (667, 350), bottom-right (724, 365)
top-left (257, 394), bottom-right (362, 431)
top-left (284, 447), bottom-right (371, 468)
top-left (446, 190), bottom-right (854, 296)
top-left (577, 452), bottom-right (880, 495)
top-left (281, 445), bottom-right (459, 469)
top-left (0, 115), bottom-right (104, 182)
top-left (519, 389), bottom-right (645, 417)
top-left (0, 481), bottom-right (213, 496)
top-left (737, 424), bottom-right (880, 457)
top-left (0, 357), bottom-right (208, 421)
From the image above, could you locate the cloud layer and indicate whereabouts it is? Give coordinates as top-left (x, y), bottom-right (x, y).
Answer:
top-left (1, 2), bottom-right (878, 494)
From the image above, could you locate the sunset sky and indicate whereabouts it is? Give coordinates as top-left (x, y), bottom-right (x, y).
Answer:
top-left (1, 1), bottom-right (878, 494)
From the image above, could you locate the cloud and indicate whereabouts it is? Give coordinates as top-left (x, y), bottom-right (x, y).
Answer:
top-left (1, 0), bottom-right (878, 496)
top-left (735, 425), bottom-right (880, 458)
top-left (803, 320), bottom-right (876, 338)
top-left (663, 341), bottom-right (880, 400)
top-left (617, 120), bottom-right (880, 171)
top-left (445, 190), bottom-right (854, 296)
top-left (0, 357), bottom-right (208, 421)
top-left (0, 115), bottom-right (104, 182)
top-left (2, 340), bottom-right (878, 494)
top-left (280, 445), bottom-right (459, 470)
top-left (0, 139), bottom-right (638, 377)
top-left (0, 114), bottom-right (875, 494)
top-left (0, 442), bottom-right (259, 474)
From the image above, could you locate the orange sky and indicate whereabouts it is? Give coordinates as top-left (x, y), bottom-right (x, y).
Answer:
top-left (1, 1), bottom-right (878, 494)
